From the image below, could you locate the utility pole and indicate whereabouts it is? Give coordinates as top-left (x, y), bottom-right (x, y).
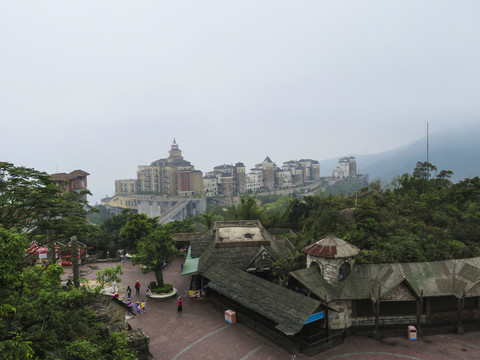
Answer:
top-left (426, 122), bottom-right (429, 163)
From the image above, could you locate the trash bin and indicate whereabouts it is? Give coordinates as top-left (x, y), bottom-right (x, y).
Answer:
top-left (225, 310), bottom-right (236, 324)
top-left (407, 325), bottom-right (417, 340)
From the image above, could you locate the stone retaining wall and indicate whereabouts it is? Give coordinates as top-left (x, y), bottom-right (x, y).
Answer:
top-left (329, 300), bottom-right (353, 329)
top-left (126, 329), bottom-right (154, 360)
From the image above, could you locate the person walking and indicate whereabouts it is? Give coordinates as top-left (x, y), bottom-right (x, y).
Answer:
top-left (136, 301), bottom-right (141, 317)
top-left (135, 280), bottom-right (140, 296)
top-left (177, 296), bottom-right (183, 313)
top-left (127, 285), bottom-right (132, 299)
top-left (141, 300), bottom-right (146, 313)
top-left (146, 288), bottom-right (151, 302)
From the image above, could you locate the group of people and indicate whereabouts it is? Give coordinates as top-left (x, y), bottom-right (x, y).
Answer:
top-left (125, 281), bottom-right (152, 298)
top-left (123, 281), bottom-right (183, 314)
top-left (127, 299), bottom-right (146, 316)
top-left (119, 280), bottom-right (152, 317)
top-left (113, 271), bottom-right (185, 317)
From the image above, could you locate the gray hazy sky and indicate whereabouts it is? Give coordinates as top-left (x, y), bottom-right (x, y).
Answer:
top-left (1, 1), bottom-right (479, 204)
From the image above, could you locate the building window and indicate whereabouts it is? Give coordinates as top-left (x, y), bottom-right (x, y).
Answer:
top-left (339, 262), bottom-right (351, 280)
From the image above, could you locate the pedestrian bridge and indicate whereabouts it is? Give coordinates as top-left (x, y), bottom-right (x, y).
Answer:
top-left (137, 197), bottom-right (206, 224)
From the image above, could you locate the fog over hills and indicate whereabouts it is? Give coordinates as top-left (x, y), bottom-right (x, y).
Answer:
top-left (320, 123), bottom-right (480, 185)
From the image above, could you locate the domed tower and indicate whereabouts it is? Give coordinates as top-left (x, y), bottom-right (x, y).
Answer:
top-left (168, 139), bottom-right (183, 161)
top-left (302, 236), bottom-right (360, 284)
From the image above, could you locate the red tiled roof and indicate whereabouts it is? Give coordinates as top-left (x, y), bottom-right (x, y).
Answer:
top-left (302, 236), bottom-right (360, 259)
top-left (303, 243), bottom-right (337, 258)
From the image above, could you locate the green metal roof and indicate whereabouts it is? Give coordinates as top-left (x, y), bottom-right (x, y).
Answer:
top-left (181, 257), bottom-right (199, 276)
top-left (180, 247), bottom-right (199, 276)
top-left (290, 257), bottom-right (480, 303)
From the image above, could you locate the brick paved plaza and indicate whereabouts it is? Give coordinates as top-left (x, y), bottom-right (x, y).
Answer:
top-left (73, 259), bottom-right (480, 360)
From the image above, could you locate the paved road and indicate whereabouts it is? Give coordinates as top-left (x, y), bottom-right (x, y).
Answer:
top-left (72, 259), bottom-right (480, 360)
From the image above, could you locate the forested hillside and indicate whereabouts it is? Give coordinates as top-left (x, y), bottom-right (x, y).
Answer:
top-left (206, 162), bottom-right (480, 265)
top-left (281, 162), bottom-right (480, 264)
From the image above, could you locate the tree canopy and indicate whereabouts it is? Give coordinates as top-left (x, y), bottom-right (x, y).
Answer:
top-left (227, 195), bottom-right (265, 221)
top-left (0, 163), bottom-right (134, 359)
top-left (276, 162), bottom-right (480, 263)
top-left (129, 219), bottom-right (192, 288)
top-left (0, 225), bottom-right (134, 359)
top-left (0, 161), bottom-right (94, 245)
top-left (131, 226), bottom-right (180, 288)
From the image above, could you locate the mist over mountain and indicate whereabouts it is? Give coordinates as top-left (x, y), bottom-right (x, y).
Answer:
top-left (320, 123), bottom-right (480, 185)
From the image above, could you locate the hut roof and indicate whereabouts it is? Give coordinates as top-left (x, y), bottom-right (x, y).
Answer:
top-left (195, 221), bottom-right (294, 273)
top-left (203, 264), bottom-right (321, 335)
top-left (302, 236), bottom-right (360, 259)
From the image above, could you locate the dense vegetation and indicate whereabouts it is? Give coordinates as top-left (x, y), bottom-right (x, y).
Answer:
top-left (0, 162), bottom-right (134, 359)
top-left (203, 162), bottom-right (480, 264)
top-left (127, 218), bottom-right (193, 288)
top-left (89, 204), bottom-right (112, 225)
top-left (292, 163), bottom-right (479, 263)
top-left (86, 209), bottom-right (194, 288)
top-left (88, 210), bottom-right (193, 254)
top-left (285, 162), bottom-right (480, 263)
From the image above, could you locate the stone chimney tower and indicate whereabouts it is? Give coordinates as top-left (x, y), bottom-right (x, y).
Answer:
top-left (302, 236), bottom-right (360, 284)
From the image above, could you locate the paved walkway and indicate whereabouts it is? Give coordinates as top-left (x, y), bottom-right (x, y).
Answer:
top-left (70, 259), bottom-right (480, 360)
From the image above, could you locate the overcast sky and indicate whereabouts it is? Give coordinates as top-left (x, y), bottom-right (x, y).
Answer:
top-left (1, 1), bottom-right (479, 204)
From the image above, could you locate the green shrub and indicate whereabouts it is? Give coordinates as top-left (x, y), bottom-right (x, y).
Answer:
top-left (152, 283), bottom-right (173, 294)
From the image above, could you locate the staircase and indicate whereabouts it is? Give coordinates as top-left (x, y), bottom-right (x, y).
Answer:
top-left (157, 199), bottom-right (190, 224)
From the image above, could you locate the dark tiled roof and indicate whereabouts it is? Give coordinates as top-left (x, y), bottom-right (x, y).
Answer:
top-left (190, 233), bottom-right (214, 258)
top-left (272, 235), bottom-right (296, 259)
top-left (214, 164), bottom-right (235, 170)
top-left (150, 158), bottom-right (168, 166)
top-left (197, 239), bottom-right (270, 273)
top-left (170, 159), bottom-right (191, 166)
top-left (195, 221), bottom-right (295, 273)
top-left (150, 158), bottom-right (191, 167)
top-left (174, 232), bottom-right (200, 242)
top-left (70, 170), bottom-right (90, 177)
top-left (51, 170), bottom-right (89, 181)
top-left (204, 264), bottom-right (321, 335)
top-left (290, 257), bottom-right (480, 303)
